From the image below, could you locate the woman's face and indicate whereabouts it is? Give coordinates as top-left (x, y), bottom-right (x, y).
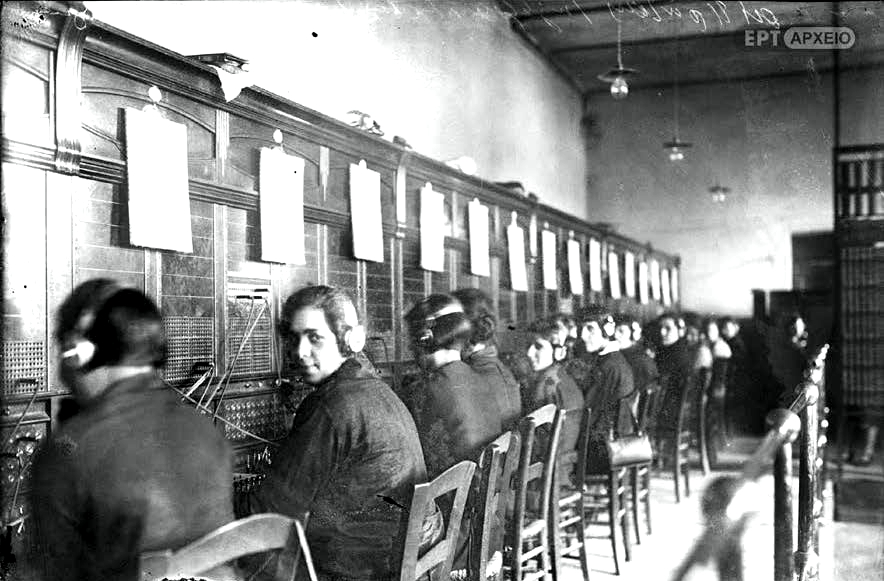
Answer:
top-left (705, 321), bottom-right (720, 343)
top-left (659, 317), bottom-right (680, 347)
top-left (527, 336), bottom-right (555, 372)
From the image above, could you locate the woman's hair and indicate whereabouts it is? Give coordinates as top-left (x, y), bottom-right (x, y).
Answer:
top-left (578, 304), bottom-right (615, 338)
top-left (280, 285), bottom-right (359, 356)
top-left (528, 318), bottom-right (561, 344)
top-left (56, 279), bottom-right (167, 370)
top-left (405, 294), bottom-right (472, 353)
top-left (451, 288), bottom-right (496, 345)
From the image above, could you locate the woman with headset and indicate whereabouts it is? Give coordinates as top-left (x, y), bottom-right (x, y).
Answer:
top-left (30, 279), bottom-right (234, 581)
top-left (403, 294), bottom-right (503, 480)
top-left (451, 289), bottom-right (522, 431)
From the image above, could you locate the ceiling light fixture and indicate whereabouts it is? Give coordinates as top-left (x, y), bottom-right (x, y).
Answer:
top-left (708, 184), bottom-right (731, 203)
top-left (664, 42), bottom-right (692, 161)
top-left (597, 19), bottom-right (638, 100)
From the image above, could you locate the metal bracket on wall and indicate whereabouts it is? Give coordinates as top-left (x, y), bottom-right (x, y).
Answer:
top-left (54, 4), bottom-right (92, 175)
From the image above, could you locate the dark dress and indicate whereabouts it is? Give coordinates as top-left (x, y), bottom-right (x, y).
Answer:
top-left (235, 358), bottom-right (433, 580)
top-left (579, 347), bottom-right (636, 473)
top-left (654, 338), bottom-right (695, 430)
top-left (407, 360), bottom-right (504, 479)
top-left (526, 363), bottom-right (585, 481)
top-left (30, 372), bottom-right (234, 581)
top-left (464, 345), bottom-right (523, 430)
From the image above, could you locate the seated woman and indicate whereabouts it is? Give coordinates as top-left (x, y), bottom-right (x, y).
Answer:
top-left (702, 317), bottom-right (732, 457)
top-left (403, 294), bottom-right (503, 479)
top-left (235, 286), bottom-right (439, 581)
top-left (524, 318), bottom-right (585, 482)
top-left (452, 288), bottom-right (522, 431)
top-left (31, 280), bottom-right (234, 581)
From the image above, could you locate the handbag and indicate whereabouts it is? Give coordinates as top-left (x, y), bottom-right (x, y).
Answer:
top-left (606, 433), bottom-right (653, 467)
top-left (605, 392), bottom-right (654, 467)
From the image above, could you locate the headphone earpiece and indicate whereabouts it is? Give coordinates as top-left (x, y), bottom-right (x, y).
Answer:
top-left (62, 339), bottom-right (97, 370)
top-left (344, 325), bottom-right (366, 354)
top-left (63, 281), bottom-right (123, 371)
top-left (418, 327), bottom-right (434, 345)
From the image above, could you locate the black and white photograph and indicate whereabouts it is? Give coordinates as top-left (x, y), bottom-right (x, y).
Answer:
top-left (1, 1), bottom-right (882, 580)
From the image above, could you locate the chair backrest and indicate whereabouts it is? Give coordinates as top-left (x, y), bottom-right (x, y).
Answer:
top-left (470, 431), bottom-right (520, 581)
top-left (574, 406), bottom-right (593, 484)
top-left (140, 513), bottom-right (316, 581)
top-left (636, 383), bottom-right (658, 434)
top-left (400, 460), bottom-right (477, 581)
top-left (677, 368), bottom-right (709, 434)
top-left (512, 404), bottom-right (564, 540)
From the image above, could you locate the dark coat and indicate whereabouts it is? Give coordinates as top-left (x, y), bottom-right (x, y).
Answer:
top-left (30, 372), bottom-right (234, 581)
top-left (407, 360), bottom-right (504, 479)
top-left (464, 345), bottom-right (523, 430)
top-left (235, 358), bottom-right (431, 580)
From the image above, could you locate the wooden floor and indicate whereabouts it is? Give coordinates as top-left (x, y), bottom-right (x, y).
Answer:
top-left (556, 437), bottom-right (883, 581)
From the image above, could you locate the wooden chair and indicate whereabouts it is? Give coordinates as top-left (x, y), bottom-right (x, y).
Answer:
top-left (629, 384), bottom-right (658, 544)
top-left (139, 513), bottom-right (316, 581)
top-left (508, 404), bottom-right (564, 581)
top-left (400, 460), bottom-right (477, 581)
top-left (468, 431), bottom-right (520, 581)
top-left (548, 408), bottom-right (591, 581)
top-left (577, 408), bottom-right (633, 576)
top-left (656, 369), bottom-right (708, 503)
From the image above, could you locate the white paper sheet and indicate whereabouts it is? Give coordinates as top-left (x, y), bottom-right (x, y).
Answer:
top-left (542, 230), bottom-right (557, 290)
top-left (624, 251), bottom-right (635, 298)
top-left (638, 261), bottom-right (649, 304)
top-left (125, 107), bottom-right (193, 253)
top-left (608, 251), bottom-right (621, 299)
top-left (661, 267), bottom-right (672, 306)
top-left (589, 238), bottom-right (602, 292)
top-left (420, 182), bottom-right (445, 272)
top-left (349, 160), bottom-right (384, 262)
top-left (671, 267), bottom-right (679, 303)
top-left (567, 239), bottom-right (584, 296)
top-left (259, 148), bottom-right (305, 264)
top-left (650, 259), bottom-right (661, 301)
top-left (507, 218), bottom-right (528, 292)
top-left (468, 199), bottom-right (490, 277)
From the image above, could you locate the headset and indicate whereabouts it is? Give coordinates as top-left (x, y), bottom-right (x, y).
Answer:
top-left (342, 324), bottom-right (366, 355)
top-left (60, 281), bottom-right (124, 371)
top-left (414, 304), bottom-right (463, 350)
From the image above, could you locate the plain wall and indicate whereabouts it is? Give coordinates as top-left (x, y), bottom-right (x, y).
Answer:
top-left (85, 0), bottom-right (588, 218)
top-left (585, 65), bottom-right (883, 316)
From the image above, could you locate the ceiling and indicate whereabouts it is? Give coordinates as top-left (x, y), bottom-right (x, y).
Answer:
top-left (496, 1), bottom-right (884, 94)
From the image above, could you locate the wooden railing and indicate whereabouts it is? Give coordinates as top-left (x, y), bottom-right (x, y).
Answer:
top-left (672, 344), bottom-right (830, 581)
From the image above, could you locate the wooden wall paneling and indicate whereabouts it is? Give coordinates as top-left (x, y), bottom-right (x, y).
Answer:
top-left (73, 178), bottom-right (144, 289)
top-left (325, 224), bottom-right (358, 292)
top-left (361, 237), bottom-right (397, 381)
top-left (1, 36), bottom-right (53, 147)
top-left (160, 200), bottom-right (216, 385)
top-left (225, 115), bottom-right (322, 203)
top-left (80, 62), bottom-right (217, 175)
top-left (213, 203), bottom-right (227, 382)
top-left (45, 172), bottom-right (75, 394)
top-left (225, 206), bottom-right (273, 380)
top-left (2, 164), bottom-right (50, 399)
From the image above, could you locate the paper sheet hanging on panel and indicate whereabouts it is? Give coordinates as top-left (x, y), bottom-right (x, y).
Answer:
top-left (259, 147), bottom-right (305, 265)
top-left (567, 238), bottom-right (584, 296)
top-left (420, 182), bottom-right (445, 272)
top-left (468, 199), bottom-right (490, 277)
top-left (542, 230), bottom-right (557, 291)
top-left (507, 214), bottom-right (528, 292)
top-left (608, 251), bottom-right (621, 299)
top-left (624, 251), bottom-right (636, 298)
top-left (349, 160), bottom-right (384, 263)
top-left (125, 107), bottom-right (193, 254)
top-left (589, 238), bottom-right (603, 292)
